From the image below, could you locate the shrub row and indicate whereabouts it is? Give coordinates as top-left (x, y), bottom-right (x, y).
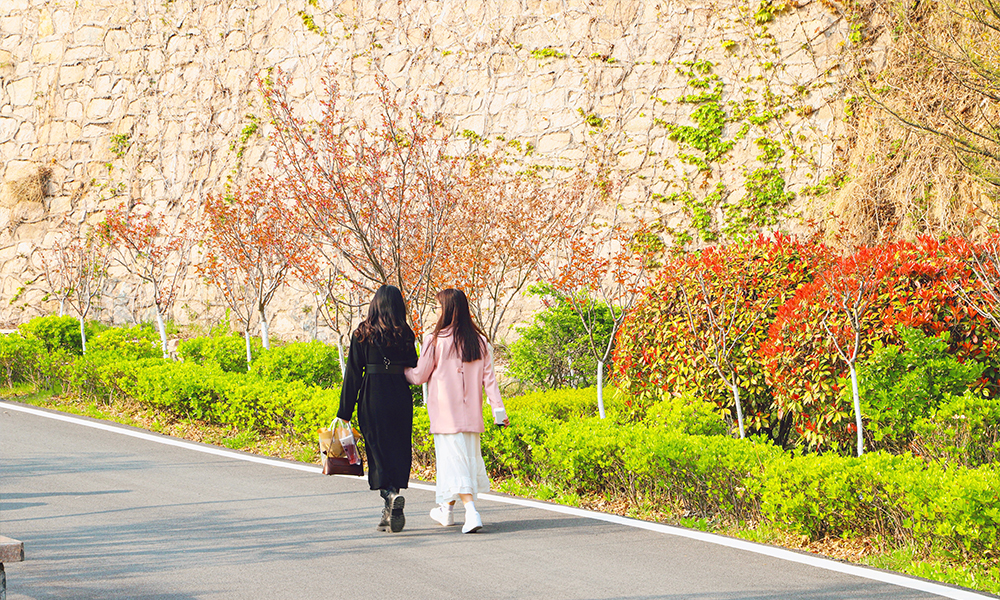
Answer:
top-left (411, 388), bottom-right (1000, 562)
top-left (1, 320), bottom-right (344, 436)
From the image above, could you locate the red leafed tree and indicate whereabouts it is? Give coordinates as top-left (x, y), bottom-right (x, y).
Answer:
top-left (265, 69), bottom-right (459, 333)
top-left (198, 179), bottom-right (315, 368)
top-left (671, 234), bottom-right (821, 439)
top-left (812, 244), bottom-right (905, 456)
top-left (441, 152), bottom-right (591, 341)
top-left (546, 209), bottom-right (658, 418)
top-left (943, 233), bottom-right (1000, 331)
top-left (97, 202), bottom-right (195, 358)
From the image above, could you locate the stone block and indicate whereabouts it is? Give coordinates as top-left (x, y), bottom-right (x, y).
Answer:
top-left (536, 130), bottom-right (572, 153)
top-left (31, 39), bottom-right (63, 63)
top-left (102, 27), bottom-right (130, 57)
top-left (11, 200), bottom-right (45, 223)
top-left (15, 121), bottom-right (34, 144)
top-left (0, 16), bottom-right (22, 35)
top-left (94, 75), bottom-right (113, 96)
top-left (0, 117), bottom-right (18, 143)
top-left (86, 98), bottom-right (113, 121)
top-left (8, 77), bottom-right (34, 106)
top-left (66, 101), bottom-right (83, 121)
top-left (65, 45), bottom-right (104, 63)
top-left (76, 25), bottom-right (105, 46)
top-left (13, 222), bottom-right (46, 243)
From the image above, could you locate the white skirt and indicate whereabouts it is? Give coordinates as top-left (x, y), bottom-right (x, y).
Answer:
top-left (433, 432), bottom-right (491, 504)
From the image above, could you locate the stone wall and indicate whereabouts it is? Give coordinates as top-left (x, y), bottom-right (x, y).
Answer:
top-left (0, 0), bottom-right (853, 339)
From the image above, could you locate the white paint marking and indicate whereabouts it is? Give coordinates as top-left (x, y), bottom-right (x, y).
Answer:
top-left (3, 401), bottom-right (992, 600)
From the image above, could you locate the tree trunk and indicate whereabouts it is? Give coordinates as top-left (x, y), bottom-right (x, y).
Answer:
top-left (312, 301), bottom-right (319, 342)
top-left (597, 360), bottom-right (606, 419)
top-left (337, 335), bottom-right (346, 380)
top-left (732, 382), bottom-right (745, 439)
top-left (417, 339), bottom-right (428, 405)
top-left (244, 329), bottom-right (253, 371)
top-left (155, 307), bottom-right (169, 359)
top-left (79, 315), bottom-right (87, 355)
top-left (851, 364), bottom-right (864, 456)
top-left (59, 298), bottom-right (65, 317)
top-left (259, 307), bottom-right (271, 350)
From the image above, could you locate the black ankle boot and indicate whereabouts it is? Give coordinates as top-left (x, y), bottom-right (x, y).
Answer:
top-left (377, 506), bottom-right (390, 531)
top-left (388, 493), bottom-right (405, 533)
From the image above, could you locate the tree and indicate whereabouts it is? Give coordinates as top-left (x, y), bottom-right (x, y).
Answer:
top-left (97, 202), bottom-right (194, 358)
top-left (198, 179), bottom-right (315, 368)
top-left (944, 233), bottom-right (1000, 331)
top-left (546, 212), bottom-right (657, 418)
top-left (266, 69), bottom-right (459, 333)
top-left (813, 245), bottom-right (896, 456)
top-left (34, 226), bottom-right (78, 318)
top-left (54, 220), bottom-right (110, 354)
top-left (863, 0), bottom-right (1000, 205)
top-left (442, 151), bottom-right (591, 341)
top-left (507, 284), bottom-right (613, 390)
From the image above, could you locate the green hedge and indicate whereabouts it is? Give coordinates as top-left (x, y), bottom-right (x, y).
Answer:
top-left (425, 387), bottom-right (1000, 564)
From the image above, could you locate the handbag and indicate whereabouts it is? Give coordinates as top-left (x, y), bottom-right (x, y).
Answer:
top-left (322, 452), bottom-right (364, 476)
top-left (318, 418), bottom-right (364, 476)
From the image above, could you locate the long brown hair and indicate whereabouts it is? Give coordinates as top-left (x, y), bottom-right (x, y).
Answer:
top-left (355, 285), bottom-right (415, 349)
top-left (432, 288), bottom-right (485, 363)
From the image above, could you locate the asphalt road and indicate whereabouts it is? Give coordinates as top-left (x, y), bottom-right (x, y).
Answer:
top-left (0, 401), bottom-right (990, 600)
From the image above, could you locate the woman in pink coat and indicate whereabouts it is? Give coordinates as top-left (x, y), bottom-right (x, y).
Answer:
top-left (406, 288), bottom-right (509, 533)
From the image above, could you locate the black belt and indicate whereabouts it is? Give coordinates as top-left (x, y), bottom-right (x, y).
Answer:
top-left (366, 364), bottom-right (406, 375)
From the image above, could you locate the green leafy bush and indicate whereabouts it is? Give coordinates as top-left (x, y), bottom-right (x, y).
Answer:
top-left (250, 340), bottom-right (342, 387)
top-left (853, 327), bottom-right (986, 453)
top-left (914, 390), bottom-right (1000, 467)
top-left (503, 386), bottom-right (619, 420)
top-left (507, 286), bottom-right (613, 389)
top-left (18, 315), bottom-right (83, 354)
top-left (643, 390), bottom-right (728, 436)
top-left (178, 333), bottom-right (262, 372)
top-left (90, 324), bottom-right (162, 360)
top-left (0, 334), bottom-right (45, 386)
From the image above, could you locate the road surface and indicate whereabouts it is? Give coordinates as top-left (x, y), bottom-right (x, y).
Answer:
top-left (0, 401), bottom-right (991, 600)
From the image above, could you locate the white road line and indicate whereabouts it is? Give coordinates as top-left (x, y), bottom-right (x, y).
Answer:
top-left (3, 401), bottom-right (992, 600)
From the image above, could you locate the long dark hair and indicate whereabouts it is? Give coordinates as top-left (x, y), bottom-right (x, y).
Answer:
top-left (432, 288), bottom-right (486, 363)
top-left (355, 285), bottom-right (415, 348)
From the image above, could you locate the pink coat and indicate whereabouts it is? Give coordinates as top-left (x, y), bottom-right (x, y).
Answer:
top-left (405, 330), bottom-right (505, 434)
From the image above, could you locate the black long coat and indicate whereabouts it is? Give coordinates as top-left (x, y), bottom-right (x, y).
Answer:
top-left (337, 333), bottom-right (418, 491)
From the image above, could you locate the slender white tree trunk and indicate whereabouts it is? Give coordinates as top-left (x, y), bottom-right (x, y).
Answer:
top-left (79, 315), bottom-right (87, 355)
top-left (850, 364), bottom-right (864, 456)
top-left (597, 360), bottom-right (606, 419)
top-left (259, 307), bottom-right (270, 350)
top-left (337, 336), bottom-right (346, 380)
top-left (417, 340), bottom-right (427, 403)
top-left (732, 382), bottom-right (745, 439)
top-left (244, 329), bottom-right (253, 371)
top-left (312, 305), bottom-right (319, 342)
top-left (155, 307), bottom-right (169, 359)
top-left (59, 298), bottom-right (66, 317)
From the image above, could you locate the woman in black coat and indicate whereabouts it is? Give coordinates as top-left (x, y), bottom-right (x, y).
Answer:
top-left (337, 285), bottom-right (418, 533)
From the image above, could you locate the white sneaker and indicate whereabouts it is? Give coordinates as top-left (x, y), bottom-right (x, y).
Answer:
top-left (430, 505), bottom-right (455, 526)
top-left (462, 509), bottom-right (483, 534)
